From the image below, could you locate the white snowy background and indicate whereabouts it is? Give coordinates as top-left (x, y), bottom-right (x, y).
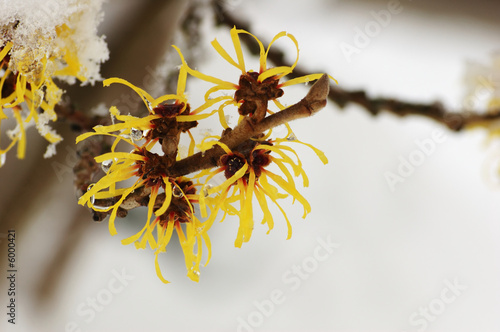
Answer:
top-left (2, 0), bottom-right (500, 331)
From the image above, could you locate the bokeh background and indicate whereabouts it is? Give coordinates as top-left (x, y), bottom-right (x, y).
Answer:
top-left (1, 0), bottom-right (500, 331)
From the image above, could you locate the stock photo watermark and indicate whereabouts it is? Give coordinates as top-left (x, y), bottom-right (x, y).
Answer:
top-left (64, 268), bottom-right (134, 332)
top-left (339, 0), bottom-right (404, 63)
top-left (4, 230), bottom-right (17, 325)
top-left (463, 74), bottom-right (496, 110)
top-left (384, 129), bottom-right (447, 192)
top-left (235, 235), bottom-right (340, 332)
top-left (404, 277), bottom-right (467, 332)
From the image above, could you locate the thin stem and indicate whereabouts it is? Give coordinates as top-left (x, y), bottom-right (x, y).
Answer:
top-left (212, 0), bottom-right (500, 131)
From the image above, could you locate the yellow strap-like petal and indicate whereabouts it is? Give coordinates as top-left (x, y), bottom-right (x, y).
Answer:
top-left (172, 45), bottom-right (234, 87)
top-left (12, 109), bottom-right (26, 159)
top-left (155, 253), bottom-right (171, 284)
top-left (258, 66), bottom-right (292, 83)
top-left (177, 64), bottom-right (187, 97)
top-left (202, 231), bottom-right (212, 266)
top-left (104, 78), bottom-right (155, 111)
top-left (257, 181), bottom-right (292, 239)
top-left (230, 27), bottom-right (247, 74)
top-left (158, 219), bottom-right (175, 252)
top-left (264, 170), bottom-right (311, 218)
top-left (108, 179), bottom-right (144, 235)
top-left (0, 42), bottom-right (13, 61)
top-left (211, 38), bottom-right (244, 72)
top-left (94, 152), bottom-right (145, 163)
top-left (254, 185), bottom-right (274, 233)
top-left (155, 176), bottom-right (173, 216)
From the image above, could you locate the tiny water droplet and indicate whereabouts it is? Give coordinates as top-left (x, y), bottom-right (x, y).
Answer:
top-left (145, 99), bottom-right (153, 112)
top-left (287, 132), bottom-right (298, 141)
top-left (192, 270), bottom-right (200, 276)
top-left (130, 128), bottom-right (143, 140)
top-left (196, 226), bottom-right (204, 233)
top-left (172, 186), bottom-right (183, 198)
top-left (93, 204), bottom-right (109, 211)
top-left (203, 184), bottom-right (213, 197)
top-left (87, 184), bottom-right (95, 204)
top-left (101, 159), bottom-right (113, 173)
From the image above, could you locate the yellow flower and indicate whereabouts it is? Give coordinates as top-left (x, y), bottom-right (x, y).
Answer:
top-left (0, 38), bottom-right (62, 163)
top-left (76, 67), bottom-right (219, 283)
top-left (199, 134), bottom-right (328, 248)
top-left (121, 178), bottom-right (211, 283)
top-left (77, 65), bottom-right (223, 156)
top-left (77, 135), bottom-right (171, 230)
top-left (0, 16), bottom-right (107, 165)
top-left (77, 136), bottom-right (209, 283)
top-left (174, 27), bottom-right (336, 127)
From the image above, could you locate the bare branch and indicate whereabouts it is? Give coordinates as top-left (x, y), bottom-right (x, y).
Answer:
top-left (212, 0), bottom-right (500, 132)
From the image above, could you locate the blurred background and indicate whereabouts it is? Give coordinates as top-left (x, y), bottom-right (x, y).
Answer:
top-left (1, 0), bottom-right (500, 331)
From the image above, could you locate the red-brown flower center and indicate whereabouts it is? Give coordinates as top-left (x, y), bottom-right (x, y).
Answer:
top-left (220, 152), bottom-right (247, 179)
top-left (234, 71), bottom-right (284, 116)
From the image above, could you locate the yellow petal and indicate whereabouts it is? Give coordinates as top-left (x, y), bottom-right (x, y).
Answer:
top-left (155, 253), bottom-right (171, 284)
top-left (155, 176), bottom-right (172, 216)
top-left (230, 27), bottom-right (247, 74)
top-left (177, 64), bottom-right (187, 97)
top-left (264, 170), bottom-right (311, 218)
top-left (206, 162), bottom-right (248, 196)
top-left (280, 73), bottom-right (337, 87)
top-left (211, 37), bottom-right (244, 72)
top-left (172, 45), bottom-right (234, 87)
top-left (12, 109), bottom-right (26, 159)
top-left (258, 66), bottom-right (292, 83)
top-left (254, 184), bottom-right (274, 233)
top-left (108, 179), bottom-right (144, 235)
top-left (202, 231), bottom-right (212, 266)
top-left (94, 152), bottom-right (145, 163)
top-left (0, 42), bottom-right (13, 60)
top-left (104, 78), bottom-right (155, 111)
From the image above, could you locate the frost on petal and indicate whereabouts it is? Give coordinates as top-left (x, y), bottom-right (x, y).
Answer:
top-left (43, 142), bottom-right (60, 158)
top-left (0, 0), bottom-right (108, 164)
top-left (0, 0), bottom-right (108, 85)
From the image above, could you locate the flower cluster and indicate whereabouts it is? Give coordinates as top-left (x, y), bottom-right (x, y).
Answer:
top-left (0, 0), bottom-right (108, 165)
top-left (76, 27), bottom-right (333, 283)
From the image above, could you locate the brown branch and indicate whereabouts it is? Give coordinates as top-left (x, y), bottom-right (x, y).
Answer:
top-left (88, 74), bottom-right (330, 220)
top-left (169, 73), bottom-right (329, 177)
top-left (212, 0), bottom-right (500, 132)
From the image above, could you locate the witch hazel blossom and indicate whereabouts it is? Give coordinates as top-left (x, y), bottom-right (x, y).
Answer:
top-left (0, 0), bottom-right (108, 166)
top-left (76, 27), bottom-right (333, 283)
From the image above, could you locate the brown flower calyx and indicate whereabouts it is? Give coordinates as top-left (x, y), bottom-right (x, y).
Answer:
top-left (147, 103), bottom-right (197, 139)
top-left (1, 71), bottom-right (17, 97)
top-left (220, 151), bottom-right (246, 179)
top-left (135, 148), bottom-right (169, 187)
top-left (234, 71), bottom-right (284, 117)
top-left (219, 139), bottom-right (273, 179)
top-left (146, 102), bottom-right (197, 164)
top-left (157, 179), bottom-right (197, 225)
top-left (249, 146), bottom-right (272, 178)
